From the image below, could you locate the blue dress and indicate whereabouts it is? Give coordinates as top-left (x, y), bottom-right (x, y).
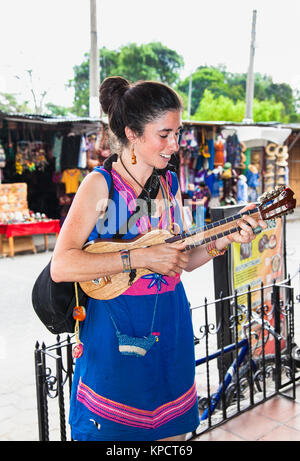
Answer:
top-left (69, 167), bottom-right (200, 441)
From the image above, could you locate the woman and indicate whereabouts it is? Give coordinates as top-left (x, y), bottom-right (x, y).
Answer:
top-left (51, 77), bottom-right (267, 441)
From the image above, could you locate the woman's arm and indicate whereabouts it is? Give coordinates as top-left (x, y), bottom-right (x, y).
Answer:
top-left (50, 171), bottom-right (126, 282)
top-left (51, 171), bottom-right (189, 283)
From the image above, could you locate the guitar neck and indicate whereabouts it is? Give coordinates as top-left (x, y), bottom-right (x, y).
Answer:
top-left (165, 207), bottom-right (262, 250)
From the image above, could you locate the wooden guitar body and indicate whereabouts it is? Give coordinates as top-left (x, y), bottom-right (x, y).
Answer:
top-left (79, 229), bottom-right (172, 300)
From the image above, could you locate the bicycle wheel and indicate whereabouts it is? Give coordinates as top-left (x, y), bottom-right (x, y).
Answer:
top-left (254, 357), bottom-right (292, 393)
top-left (222, 377), bottom-right (252, 409)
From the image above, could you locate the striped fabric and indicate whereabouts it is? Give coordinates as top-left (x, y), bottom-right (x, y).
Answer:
top-left (77, 378), bottom-right (197, 429)
top-left (110, 168), bottom-right (176, 234)
top-left (111, 169), bottom-right (137, 213)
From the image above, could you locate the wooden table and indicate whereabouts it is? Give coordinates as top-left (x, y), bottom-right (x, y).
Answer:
top-left (0, 220), bottom-right (60, 257)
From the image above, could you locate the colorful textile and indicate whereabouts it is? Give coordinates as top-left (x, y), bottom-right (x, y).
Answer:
top-left (192, 186), bottom-right (211, 210)
top-left (61, 168), bottom-right (81, 194)
top-left (69, 167), bottom-right (200, 441)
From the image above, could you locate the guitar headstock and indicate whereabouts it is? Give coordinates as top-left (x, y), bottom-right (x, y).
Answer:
top-left (258, 186), bottom-right (296, 220)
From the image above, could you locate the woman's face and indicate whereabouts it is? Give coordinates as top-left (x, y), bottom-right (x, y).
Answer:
top-left (134, 110), bottom-right (182, 170)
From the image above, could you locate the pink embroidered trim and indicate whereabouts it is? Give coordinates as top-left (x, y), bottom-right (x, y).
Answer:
top-left (77, 379), bottom-right (197, 429)
top-left (123, 273), bottom-right (180, 296)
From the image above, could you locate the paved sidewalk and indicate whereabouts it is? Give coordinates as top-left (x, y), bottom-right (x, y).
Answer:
top-left (0, 209), bottom-right (299, 441)
top-left (194, 385), bottom-right (300, 441)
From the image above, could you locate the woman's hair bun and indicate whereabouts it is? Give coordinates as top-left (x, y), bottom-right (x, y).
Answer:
top-left (99, 76), bottom-right (130, 114)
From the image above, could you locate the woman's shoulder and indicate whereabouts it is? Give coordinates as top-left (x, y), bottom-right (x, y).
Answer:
top-left (77, 167), bottom-right (111, 198)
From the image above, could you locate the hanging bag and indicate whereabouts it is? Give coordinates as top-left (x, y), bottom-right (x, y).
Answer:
top-left (32, 168), bottom-right (114, 334)
top-left (32, 261), bottom-right (86, 334)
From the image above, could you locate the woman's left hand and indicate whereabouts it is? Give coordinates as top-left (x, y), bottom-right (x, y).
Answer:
top-left (216, 202), bottom-right (268, 249)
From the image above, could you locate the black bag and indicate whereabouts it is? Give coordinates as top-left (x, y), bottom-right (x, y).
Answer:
top-left (32, 260), bottom-right (86, 334)
top-left (32, 169), bottom-right (115, 335)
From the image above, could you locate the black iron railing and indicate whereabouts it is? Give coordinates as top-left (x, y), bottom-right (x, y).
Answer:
top-left (34, 277), bottom-right (300, 441)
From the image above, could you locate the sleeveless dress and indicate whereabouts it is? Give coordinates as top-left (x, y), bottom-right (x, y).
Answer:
top-left (69, 167), bottom-right (200, 441)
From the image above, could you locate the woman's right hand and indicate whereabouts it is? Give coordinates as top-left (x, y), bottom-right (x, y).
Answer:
top-left (131, 241), bottom-right (189, 277)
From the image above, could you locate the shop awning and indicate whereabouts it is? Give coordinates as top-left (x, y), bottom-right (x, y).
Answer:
top-left (221, 125), bottom-right (292, 148)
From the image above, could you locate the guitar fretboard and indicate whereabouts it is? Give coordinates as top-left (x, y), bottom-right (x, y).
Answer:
top-left (165, 207), bottom-right (260, 250)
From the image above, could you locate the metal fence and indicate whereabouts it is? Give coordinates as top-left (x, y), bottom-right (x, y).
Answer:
top-left (34, 277), bottom-right (300, 441)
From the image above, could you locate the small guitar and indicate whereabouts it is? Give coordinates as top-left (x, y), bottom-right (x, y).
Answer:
top-left (79, 186), bottom-right (296, 300)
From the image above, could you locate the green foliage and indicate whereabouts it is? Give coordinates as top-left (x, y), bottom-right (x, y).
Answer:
top-left (177, 65), bottom-right (299, 123)
top-left (177, 66), bottom-right (229, 115)
top-left (192, 89), bottom-right (287, 123)
top-left (68, 42), bottom-right (184, 116)
top-left (0, 92), bottom-right (32, 114)
top-left (44, 103), bottom-right (74, 117)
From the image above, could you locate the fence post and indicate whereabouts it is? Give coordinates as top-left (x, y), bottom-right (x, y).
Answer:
top-left (272, 283), bottom-right (282, 393)
top-left (56, 336), bottom-right (67, 441)
top-left (34, 342), bottom-right (49, 441)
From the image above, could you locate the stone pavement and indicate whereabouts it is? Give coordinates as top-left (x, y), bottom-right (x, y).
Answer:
top-left (194, 386), bottom-right (300, 441)
top-left (0, 209), bottom-right (299, 441)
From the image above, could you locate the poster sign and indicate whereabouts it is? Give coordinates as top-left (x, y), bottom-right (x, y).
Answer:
top-left (231, 217), bottom-right (285, 356)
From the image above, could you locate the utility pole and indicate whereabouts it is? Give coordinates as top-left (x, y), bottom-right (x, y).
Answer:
top-left (244, 9), bottom-right (257, 124)
top-left (89, 0), bottom-right (100, 118)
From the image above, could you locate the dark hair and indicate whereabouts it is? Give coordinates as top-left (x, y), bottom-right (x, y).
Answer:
top-left (99, 76), bottom-right (183, 146)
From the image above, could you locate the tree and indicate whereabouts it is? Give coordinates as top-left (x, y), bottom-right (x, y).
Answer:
top-left (192, 89), bottom-right (287, 123)
top-left (44, 103), bottom-right (74, 116)
top-left (177, 66), bottom-right (229, 115)
top-left (68, 42), bottom-right (184, 116)
top-left (0, 92), bottom-right (31, 114)
top-left (177, 65), bottom-right (298, 122)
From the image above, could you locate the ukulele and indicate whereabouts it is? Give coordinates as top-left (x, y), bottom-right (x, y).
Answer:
top-left (79, 186), bottom-right (296, 300)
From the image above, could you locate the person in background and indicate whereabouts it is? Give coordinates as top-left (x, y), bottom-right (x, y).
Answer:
top-left (190, 179), bottom-right (211, 227)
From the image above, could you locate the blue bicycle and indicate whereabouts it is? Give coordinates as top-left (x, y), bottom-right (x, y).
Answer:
top-left (195, 303), bottom-right (294, 424)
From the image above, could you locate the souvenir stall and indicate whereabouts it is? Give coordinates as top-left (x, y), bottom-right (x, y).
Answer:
top-left (178, 122), bottom-right (292, 226)
top-left (0, 182), bottom-right (60, 257)
top-left (178, 122), bottom-right (241, 225)
top-left (221, 125), bottom-right (291, 199)
top-left (0, 113), bottom-right (106, 256)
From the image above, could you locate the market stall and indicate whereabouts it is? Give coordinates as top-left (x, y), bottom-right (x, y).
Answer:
top-left (0, 181), bottom-right (60, 257)
top-left (177, 121), bottom-right (293, 226)
top-left (0, 113), bottom-right (108, 257)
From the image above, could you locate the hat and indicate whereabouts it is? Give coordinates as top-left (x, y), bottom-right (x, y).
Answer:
top-left (223, 162), bottom-right (232, 170)
top-left (276, 145), bottom-right (288, 157)
top-left (265, 171), bottom-right (275, 178)
top-left (276, 160), bottom-right (288, 167)
top-left (266, 143), bottom-right (277, 158)
top-left (265, 164), bottom-right (274, 172)
top-left (276, 177), bottom-right (286, 185)
top-left (265, 185), bottom-right (273, 192)
top-left (240, 142), bottom-right (247, 152)
top-left (277, 166), bottom-right (286, 175)
top-left (265, 177), bottom-right (275, 185)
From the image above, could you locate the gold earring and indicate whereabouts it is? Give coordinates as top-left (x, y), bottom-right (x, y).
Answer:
top-left (131, 145), bottom-right (137, 165)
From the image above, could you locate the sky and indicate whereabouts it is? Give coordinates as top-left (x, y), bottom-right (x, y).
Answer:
top-left (0, 0), bottom-right (299, 111)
